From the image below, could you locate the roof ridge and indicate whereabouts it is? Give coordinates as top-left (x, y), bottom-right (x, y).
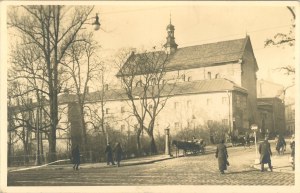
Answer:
top-left (177, 37), bottom-right (247, 50)
top-left (239, 35), bottom-right (250, 58)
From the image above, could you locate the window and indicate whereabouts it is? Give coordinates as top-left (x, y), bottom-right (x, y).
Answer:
top-left (236, 95), bottom-right (240, 107)
top-left (215, 73), bottom-right (220, 79)
top-left (106, 108), bottom-right (110, 114)
top-left (150, 78), bottom-right (157, 85)
top-left (222, 119), bottom-right (228, 126)
top-left (121, 106), bottom-right (125, 113)
top-left (207, 72), bottom-right (211, 80)
top-left (187, 100), bottom-right (191, 108)
top-left (182, 74), bottom-right (186, 81)
top-left (149, 104), bottom-right (153, 110)
top-left (222, 97), bottom-right (227, 104)
top-left (41, 133), bottom-right (48, 139)
top-left (175, 122), bottom-right (180, 129)
top-left (121, 125), bottom-right (125, 133)
top-left (187, 76), bottom-right (192, 82)
top-left (136, 81), bottom-right (142, 87)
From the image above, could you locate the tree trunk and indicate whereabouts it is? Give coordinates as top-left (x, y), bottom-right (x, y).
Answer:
top-left (136, 129), bottom-right (141, 155)
top-left (149, 134), bottom-right (157, 155)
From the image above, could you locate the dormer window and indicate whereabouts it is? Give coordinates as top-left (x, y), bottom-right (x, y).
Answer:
top-left (207, 72), bottom-right (211, 80)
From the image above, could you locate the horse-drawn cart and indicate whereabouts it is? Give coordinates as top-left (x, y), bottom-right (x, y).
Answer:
top-left (172, 139), bottom-right (206, 157)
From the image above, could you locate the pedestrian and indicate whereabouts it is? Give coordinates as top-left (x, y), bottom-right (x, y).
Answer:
top-left (244, 132), bottom-right (250, 148)
top-left (275, 134), bottom-right (286, 155)
top-left (259, 136), bottom-right (273, 172)
top-left (114, 142), bottom-right (123, 167)
top-left (215, 139), bottom-right (229, 174)
top-left (72, 145), bottom-right (80, 170)
top-left (290, 134), bottom-right (295, 170)
top-left (105, 142), bottom-right (115, 165)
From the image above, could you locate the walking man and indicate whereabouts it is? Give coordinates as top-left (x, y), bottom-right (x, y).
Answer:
top-left (114, 142), bottom-right (123, 167)
top-left (105, 142), bottom-right (115, 165)
top-left (259, 136), bottom-right (273, 172)
top-left (72, 145), bottom-right (80, 170)
top-left (215, 139), bottom-right (229, 174)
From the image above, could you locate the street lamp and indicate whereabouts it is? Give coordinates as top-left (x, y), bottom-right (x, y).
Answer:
top-left (251, 124), bottom-right (260, 164)
top-left (92, 13), bottom-right (101, 31)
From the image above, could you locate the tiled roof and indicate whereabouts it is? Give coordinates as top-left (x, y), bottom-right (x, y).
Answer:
top-left (57, 78), bottom-right (247, 104)
top-left (165, 37), bottom-right (247, 71)
top-left (118, 36), bottom-right (248, 76)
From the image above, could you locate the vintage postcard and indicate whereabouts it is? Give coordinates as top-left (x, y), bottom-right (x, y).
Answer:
top-left (0, 1), bottom-right (299, 193)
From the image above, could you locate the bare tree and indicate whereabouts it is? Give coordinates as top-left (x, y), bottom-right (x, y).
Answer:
top-left (116, 47), bottom-right (176, 154)
top-left (61, 34), bottom-right (101, 154)
top-left (265, 6), bottom-right (295, 75)
top-left (8, 5), bottom-right (94, 162)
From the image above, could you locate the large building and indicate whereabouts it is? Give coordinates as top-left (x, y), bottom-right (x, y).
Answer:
top-left (63, 20), bottom-right (260, 145)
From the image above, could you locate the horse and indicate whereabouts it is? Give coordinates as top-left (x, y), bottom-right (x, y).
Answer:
top-left (172, 139), bottom-right (206, 157)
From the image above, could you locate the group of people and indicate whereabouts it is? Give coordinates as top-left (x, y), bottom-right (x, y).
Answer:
top-left (215, 134), bottom-right (295, 174)
top-left (71, 142), bottom-right (124, 170)
top-left (105, 142), bottom-right (123, 167)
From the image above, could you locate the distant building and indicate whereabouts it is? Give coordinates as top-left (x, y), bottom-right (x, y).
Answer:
top-left (257, 79), bottom-right (286, 137)
top-left (285, 102), bottom-right (295, 135)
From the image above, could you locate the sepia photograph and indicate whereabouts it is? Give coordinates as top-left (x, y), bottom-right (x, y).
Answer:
top-left (0, 1), bottom-right (299, 193)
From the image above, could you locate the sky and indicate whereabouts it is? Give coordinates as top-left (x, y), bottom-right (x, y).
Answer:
top-left (84, 2), bottom-right (296, 97)
top-left (3, 2), bottom-right (297, 97)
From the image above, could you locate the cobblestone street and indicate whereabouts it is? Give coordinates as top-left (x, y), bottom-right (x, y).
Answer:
top-left (7, 146), bottom-right (294, 186)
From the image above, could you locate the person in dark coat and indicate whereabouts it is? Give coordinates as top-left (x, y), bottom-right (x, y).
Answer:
top-left (275, 134), bottom-right (286, 155)
top-left (290, 134), bottom-right (295, 171)
top-left (215, 139), bottom-right (228, 174)
top-left (259, 136), bottom-right (273, 172)
top-left (105, 143), bottom-right (115, 165)
top-left (72, 145), bottom-right (80, 170)
top-left (114, 142), bottom-right (123, 167)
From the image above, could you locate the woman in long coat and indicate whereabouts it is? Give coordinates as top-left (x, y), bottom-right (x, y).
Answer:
top-left (259, 136), bottom-right (273, 172)
top-left (114, 142), bottom-right (123, 167)
top-left (215, 139), bottom-right (228, 174)
top-left (72, 145), bottom-right (80, 170)
top-left (105, 143), bottom-right (115, 165)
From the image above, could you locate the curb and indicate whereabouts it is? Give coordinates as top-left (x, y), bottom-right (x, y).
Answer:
top-left (121, 156), bottom-right (174, 167)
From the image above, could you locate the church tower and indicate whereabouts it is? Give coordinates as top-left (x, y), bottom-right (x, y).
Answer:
top-left (164, 16), bottom-right (178, 54)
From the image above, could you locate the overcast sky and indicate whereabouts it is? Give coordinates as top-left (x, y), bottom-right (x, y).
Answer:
top-left (85, 2), bottom-right (296, 96)
top-left (3, 2), bottom-right (297, 97)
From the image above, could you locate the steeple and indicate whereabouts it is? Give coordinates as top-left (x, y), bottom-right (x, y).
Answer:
top-left (164, 14), bottom-right (178, 54)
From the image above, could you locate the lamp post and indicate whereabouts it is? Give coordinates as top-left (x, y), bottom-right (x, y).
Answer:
top-left (226, 90), bottom-right (232, 134)
top-left (251, 124), bottom-right (260, 164)
top-left (165, 128), bottom-right (170, 156)
top-left (35, 89), bottom-right (41, 166)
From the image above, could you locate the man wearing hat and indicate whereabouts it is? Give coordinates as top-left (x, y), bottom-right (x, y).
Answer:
top-left (259, 136), bottom-right (273, 172)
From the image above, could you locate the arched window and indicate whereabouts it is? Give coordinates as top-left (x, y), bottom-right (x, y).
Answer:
top-left (136, 81), bottom-right (142, 87)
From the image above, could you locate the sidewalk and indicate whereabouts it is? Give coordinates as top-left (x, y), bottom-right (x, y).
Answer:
top-left (8, 154), bottom-right (174, 172)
